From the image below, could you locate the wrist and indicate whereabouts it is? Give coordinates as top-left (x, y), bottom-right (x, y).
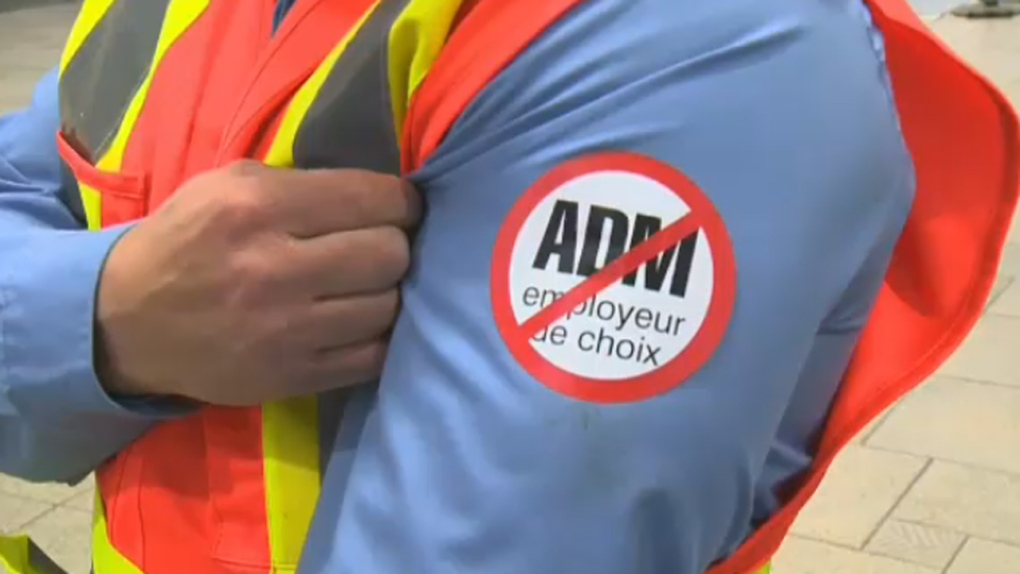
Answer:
top-left (93, 321), bottom-right (151, 397)
top-left (92, 224), bottom-right (162, 398)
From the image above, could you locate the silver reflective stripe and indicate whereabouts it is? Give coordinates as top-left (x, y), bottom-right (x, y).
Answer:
top-left (25, 541), bottom-right (66, 574)
top-left (291, 0), bottom-right (412, 176)
top-left (58, 0), bottom-right (171, 162)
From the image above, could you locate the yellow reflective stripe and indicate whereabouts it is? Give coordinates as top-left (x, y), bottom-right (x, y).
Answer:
top-left (80, 183), bottom-right (103, 232)
top-left (58, 0), bottom-right (118, 74)
top-left (93, 0), bottom-right (210, 174)
top-left (262, 9), bottom-right (404, 562)
top-left (0, 534), bottom-right (33, 574)
top-left (262, 4), bottom-right (381, 169)
top-left (262, 398), bottom-right (321, 569)
top-left (92, 492), bottom-right (143, 574)
top-left (77, 0), bottom-right (210, 230)
top-left (257, 18), bottom-right (354, 569)
top-left (261, 7), bottom-right (469, 559)
top-left (0, 534), bottom-right (67, 574)
top-left (387, 0), bottom-right (466, 137)
top-left (757, 562), bottom-right (772, 574)
top-left (261, 9), bottom-right (393, 568)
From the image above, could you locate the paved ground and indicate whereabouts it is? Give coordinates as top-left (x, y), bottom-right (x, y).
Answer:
top-left (1, 3), bottom-right (1019, 574)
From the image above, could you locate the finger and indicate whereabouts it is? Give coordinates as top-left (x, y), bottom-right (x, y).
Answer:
top-left (299, 338), bottom-right (390, 394)
top-left (303, 290), bottom-right (400, 349)
top-left (254, 167), bottom-right (421, 237)
top-left (289, 226), bottom-right (411, 298)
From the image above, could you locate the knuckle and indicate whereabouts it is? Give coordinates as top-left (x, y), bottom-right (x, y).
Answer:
top-left (395, 180), bottom-right (422, 224)
top-left (377, 289), bottom-right (401, 314)
top-left (225, 159), bottom-right (266, 178)
top-left (338, 172), bottom-right (410, 225)
top-left (216, 180), bottom-right (268, 230)
top-left (336, 180), bottom-right (376, 220)
top-left (378, 291), bottom-right (401, 324)
top-left (337, 343), bottom-right (388, 385)
top-left (359, 291), bottom-right (400, 332)
top-left (375, 304), bottom-right (400, 333)
top-left (372, 226), bottom-right (411, 276)
top-left (227, 247), bottom-right (277, 300)
top-left (358, 340), bottom-right (389, 375)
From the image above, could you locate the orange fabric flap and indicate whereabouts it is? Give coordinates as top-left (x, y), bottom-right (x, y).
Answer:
top-left (707, 1), bottom-right (1020, 573)
top-left (404, 2), bottom-right (1019, 574)
top-left (402, 0), bottom-right (585, 171)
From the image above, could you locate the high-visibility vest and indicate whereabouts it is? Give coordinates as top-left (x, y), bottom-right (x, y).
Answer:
top-left (1, 0), bottom-right (1017, 573)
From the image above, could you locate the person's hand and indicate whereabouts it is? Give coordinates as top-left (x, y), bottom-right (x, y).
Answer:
top-left (94, 161), bottom-right (420, 406)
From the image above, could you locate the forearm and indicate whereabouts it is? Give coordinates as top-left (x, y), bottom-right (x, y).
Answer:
top-left (0, 223), bottom-right (153, 482)
top-left (0, 71), bottom-right (175, 483)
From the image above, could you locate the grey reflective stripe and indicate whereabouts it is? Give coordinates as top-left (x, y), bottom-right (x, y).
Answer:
top-left (317, 388), bottom-right (353, 474)
top-left (25, 540), bottom-right (67, 574)
top-left (291, 0), bottom-right (412, 176)
top-left (58, 0), bottom-right (171, 162)
top-left (58, 159), bottom-right (86, 227)
top-left (288, 4), bottom-right (407, 474)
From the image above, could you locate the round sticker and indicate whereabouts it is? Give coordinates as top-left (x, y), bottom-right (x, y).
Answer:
top-left (490, 152), bottom-right (736, 404)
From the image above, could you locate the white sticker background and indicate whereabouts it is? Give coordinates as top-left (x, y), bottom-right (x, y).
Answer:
top-left (507, 170), bottom-right (716, 380)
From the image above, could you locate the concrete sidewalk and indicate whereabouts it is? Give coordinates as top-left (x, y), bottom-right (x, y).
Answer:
top-left (1, 4), bottom-right (1019, 574)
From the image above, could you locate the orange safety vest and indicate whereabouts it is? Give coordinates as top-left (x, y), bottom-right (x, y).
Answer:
top-left (9, 0), bottom-right (1019, 573)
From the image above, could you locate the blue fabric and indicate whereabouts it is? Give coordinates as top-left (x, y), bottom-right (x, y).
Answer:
top-left (0, 72), bottom-right (178, 483)
top-left (274, 0), bottom-right (296, 29)
top-left (0, 0), bottom-right (294, 489)
top-left (301, 0), bottom-right (913, 573)
top-left (0, 0), bottom-right (914, 572)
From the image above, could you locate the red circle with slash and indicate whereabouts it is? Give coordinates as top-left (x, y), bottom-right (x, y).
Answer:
top-left (490, 152), bottom-right (737, 404)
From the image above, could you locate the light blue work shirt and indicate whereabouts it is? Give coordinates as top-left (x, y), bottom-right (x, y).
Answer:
top-left (0, 0), bottom-right (915, 572)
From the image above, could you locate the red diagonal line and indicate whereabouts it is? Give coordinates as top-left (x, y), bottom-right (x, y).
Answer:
top-left (519, 212), bottom-right (704, 338)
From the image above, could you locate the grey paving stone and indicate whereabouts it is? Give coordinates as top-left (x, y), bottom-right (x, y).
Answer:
top-left (894, 462), bottom-right (1020, 546)
top-left (989, 277), bottom-right (1020, 317)
top-left (938, 314), bottom-right (1020, 387)
top-left (946, 537), bottom-right (1020, 574)
top-left (22, 506), bottom-right (92, 574)
top-left (0, 491), bottom-right (52, 534)
top-left (0, 474), bottom-right (91, 506)
top-left (773, 536), bottom-right (940, 574)
top-left (865, 519), bottom-right (966, 569)
top-left (790, 446), bottom-right (928, 548)
top-left (868, 377), bottom-right (1020, 475)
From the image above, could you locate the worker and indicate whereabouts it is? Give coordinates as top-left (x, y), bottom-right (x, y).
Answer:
top-left (0, 0), bottom-right (1016, 573)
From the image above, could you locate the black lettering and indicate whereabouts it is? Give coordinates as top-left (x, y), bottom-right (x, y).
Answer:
top-left (621, 213), bottom-right (680, 293)
top-left (641, 344), bottom-right (661, 366)
top-left (576, 206), bottom-right (630, 276)
top-left (653, 311), bottom-right (682, 336)
top-left (623, 214), bottom-right (664, 287)
top-left (634, 308), bottom-right (653, 330)
top-left (578, 331), bottom-right (595, 351)
top-left (522, 286), bottom-right (541, 307)
top-left (549, 325), bottom-right (568, 346)
top-left (669, 232), bottom-right (698, 297)
top-left (532, 200), bottom-right (579, 273)
top-left (595, 327), bottom-right (615, 355)
top-left (539, 289), bottom-right (564, 309)
top-left (673, 315), bottom-right (686, 337)
top-left (579, 329), bottom-right (663, 366)
top-left (595, 300), bottom-right (615, 321)
top-left (534, 325), bottom-right (570, 346)
top-left (615, 338), bottom-right (636, 360)
top-left (622, 214), bottom-right (699, 297)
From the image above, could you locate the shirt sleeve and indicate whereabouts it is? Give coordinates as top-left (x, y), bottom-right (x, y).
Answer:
top-left (311, 0), bottom-right (915, 572)
top-left (0, 70), bottom-right (177, 484)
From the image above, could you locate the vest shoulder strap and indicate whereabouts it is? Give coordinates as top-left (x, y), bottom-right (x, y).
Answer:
top-left (402, 0), bottom-right (584, 169)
